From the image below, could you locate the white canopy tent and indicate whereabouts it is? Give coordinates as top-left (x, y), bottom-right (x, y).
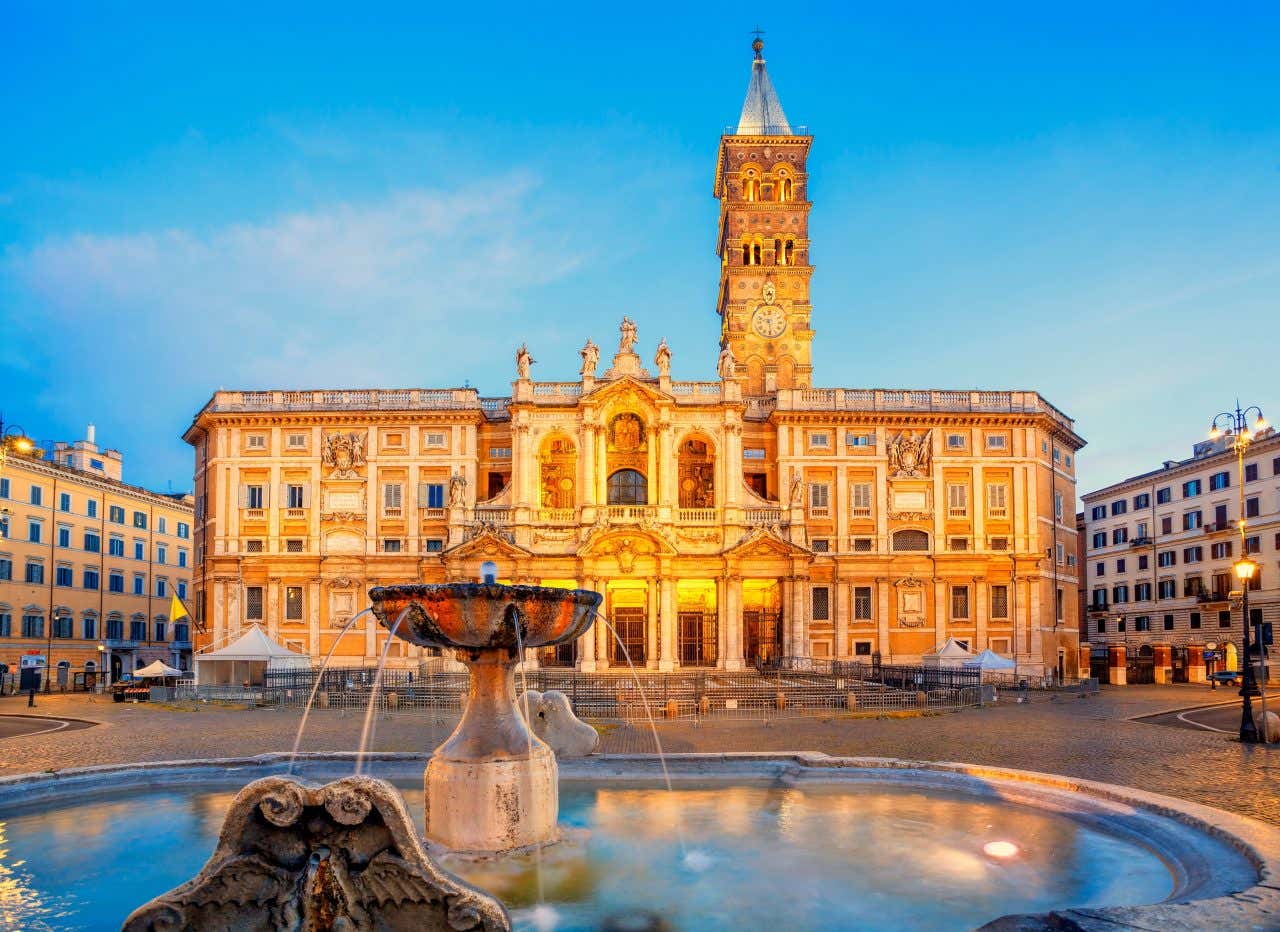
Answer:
top-left (134, 660), bottom-right (184, 678)
top-left (921, 637), bottom-right (976, 669)
top-left (195, 626), bottom-right (310, 687)
top-left (963, 649), bottom-right (1017, 672)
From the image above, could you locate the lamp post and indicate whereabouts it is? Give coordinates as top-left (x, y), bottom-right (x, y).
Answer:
top-left (1210, 400), bottom-right (1267, 743)
top-left (0, 416), bottom-right (35, 536)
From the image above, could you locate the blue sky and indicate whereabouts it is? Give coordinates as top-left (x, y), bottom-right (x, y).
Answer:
top-left (3, 2), bottom-right (1278, 497)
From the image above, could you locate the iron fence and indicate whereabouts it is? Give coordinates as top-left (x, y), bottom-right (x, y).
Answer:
top-left (258, 661), bottom-right (989, 720)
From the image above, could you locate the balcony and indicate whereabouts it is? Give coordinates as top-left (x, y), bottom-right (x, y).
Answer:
top-left (850, 506), bottom-right (873, 519)
top-left (420, 507), bottom-right (446, 521)
top-left (808, 506), bottom-right (831, 520)
top-left (472, 507), bottom-right (512, 525)
top-left (242, 508), bottom-right (266, 522)
top-left (283, 508), bottom-right (308, 521)
top-left (744, 507), bottom-right (786, 525)
top-left (171, 640), bottom-right (192, 651)
top-left (1196, 591), bottom-right (1229, 604)
top-left (605, 505), bottom-right (657, 523)
top-left (677, 508), bottom-right (717, 525)
top-left (105, 638), bottom-right (140, 650)
top-left (537, 508), bottom-right (576, 524)
top-left (1089, 601), bottom-right (1109, 614)
top-left (381, 507), bottom-right (404, 519)
top-left (1129, 536), bottom-right (1153, 547)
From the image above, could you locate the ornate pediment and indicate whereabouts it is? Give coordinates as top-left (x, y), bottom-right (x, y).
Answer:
top-left (444, 529), bottom-right (530, 561)
top-left (722, 525), bottom-right (810, 558)
top-left (579, 531), bottom-right (670, 574)
top-left (583, 375), bottom-right (668, 407)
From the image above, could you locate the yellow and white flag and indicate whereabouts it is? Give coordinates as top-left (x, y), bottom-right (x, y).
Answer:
top-left (169, 594), bottom-right (190, 622)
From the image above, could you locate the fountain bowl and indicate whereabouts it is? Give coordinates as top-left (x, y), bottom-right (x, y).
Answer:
top-left (369, 583), bottom-right (600, 653)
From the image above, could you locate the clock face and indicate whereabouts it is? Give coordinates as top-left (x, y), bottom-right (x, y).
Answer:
top-left (752, 305), bottom-right (787, 338)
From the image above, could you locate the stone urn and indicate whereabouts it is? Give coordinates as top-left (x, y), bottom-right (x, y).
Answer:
top-left (369, 583), bottom-right (600, 854)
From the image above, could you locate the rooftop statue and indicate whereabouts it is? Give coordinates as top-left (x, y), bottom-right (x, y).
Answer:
top-left (515, 343), bottom-right (534, 380)
top-left (580, 338), bottom-right (600, 379)
top-left (618, 316), bottom-right (638, 355)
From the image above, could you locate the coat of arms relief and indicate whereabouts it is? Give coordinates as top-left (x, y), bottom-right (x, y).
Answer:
top-left (887, 430), bottom-right (932, 479)
top-left (322, 431), bottom-right (367, 479)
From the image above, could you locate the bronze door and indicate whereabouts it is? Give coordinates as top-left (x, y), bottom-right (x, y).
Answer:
top-left (610, 607), bottom-right (646, 665)
top-left (679, 611), bottom-right (718, 667)
top-left (743, 609), bottom-right (782, 663)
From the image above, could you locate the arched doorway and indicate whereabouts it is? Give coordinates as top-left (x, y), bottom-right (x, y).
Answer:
top-left (607, 469), bottom-right (647, 506)
top-left (677, 435), bottom-right (715, 509)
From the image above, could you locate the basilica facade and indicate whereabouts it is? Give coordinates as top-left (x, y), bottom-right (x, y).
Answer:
top-left (185, 40), bottom-right (1085, 677)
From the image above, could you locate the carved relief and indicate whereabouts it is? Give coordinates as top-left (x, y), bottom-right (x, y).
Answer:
top-left (895, 576), bottom-right (928, 628)
top-left (887, 430), bottom-right (932, 479)
top-left (321, 432), bottom-right (367, 479)
top-left (609, 413), bottom-right (646, 453)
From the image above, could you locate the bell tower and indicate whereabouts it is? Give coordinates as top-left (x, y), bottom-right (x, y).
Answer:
top-left (714, 35), bottom-right (814, 393)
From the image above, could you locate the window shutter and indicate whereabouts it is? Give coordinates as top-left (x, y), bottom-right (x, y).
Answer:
top-left (261, 484), bottom-right (270, 507)
top-left (418, 482), bottom-right (429, 507)
top-left (301, 485), bottom-right (311, 508)
top-left (238, 484), bottom-right (247, 508)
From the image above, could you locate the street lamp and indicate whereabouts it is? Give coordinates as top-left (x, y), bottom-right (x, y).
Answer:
top-left (1209, 401), bottom-right (1267, 744)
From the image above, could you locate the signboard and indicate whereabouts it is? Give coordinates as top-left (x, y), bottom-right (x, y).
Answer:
top-left (20, 655), bottom-right (46, 669)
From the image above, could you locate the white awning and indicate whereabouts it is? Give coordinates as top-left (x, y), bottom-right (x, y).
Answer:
top-left (921, 637), bottom-right (976, 668)
top-left (963, 648), bottom-right (1017, 671)
top-left (134, 660), bottom-right (184, 678)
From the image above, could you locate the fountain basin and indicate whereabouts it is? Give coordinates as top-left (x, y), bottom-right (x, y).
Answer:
top-left (1, 753), bottom-right (1276, 930)
top-left (369, 583), bottom-right (602, 854)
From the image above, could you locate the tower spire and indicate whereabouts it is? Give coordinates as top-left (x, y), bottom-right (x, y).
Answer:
top-left (737, 30), bottom-right (791, 135)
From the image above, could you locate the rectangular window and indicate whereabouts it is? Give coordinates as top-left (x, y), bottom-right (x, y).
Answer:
top-left (988, 536), bottom-right (1008, 551)
top-left (83, 569), bottom-right (99, 590)
top-left (157, 516), bottom-right (167, 534)
top-left (986, 483), bottom-right (1008, 518)
top-left (744, 447), bottom-right (766, 460)
top-left (26, 562), bottom-right (44, 584)
top-left (109, 571), bottom-right (124, 593)
top-left (286, 432), bottom-right (308, 449)
top-left (950, 537), bottom-right (970, 552)
top-left (246, 586), bottom-right (264, 620)
top-left (811, 587), bottom-right (830, 621)
top-left (1190, 612), bottom-right (1201, 630)
top-left (853, 586), bottom-right (873, 620)
top-left (1183, 576), bottom-right (1204, 597)
top-left (177, 522), bottom-right (190, 539)
top-left (382, 483), bottom-right (403, 515)
top-left (56, 565), bottom-right (74, 587)
top-left (178, 549), bottom-right (188, 567)
top-left (1090, 505), bottom-right (1106, 521)
top-left (990, 585), bottom-right (1009, 619)
top-left (22, 615), bottom-right (44, 638)
top-left (0, 558), bottom-right (10, 581)
top-left (951, 585), bottom-right (970, 619)
top-left (133, 539), bottom-right (145, 560)
top-left (154, 620), bottom-right (166, 642)
top-left (1209, 471), bottom-right (1230, 491)
top-left (286, 586), bottom-right (303, 620)
top-left (83, 531), bottom-right (100, 553)
top-left (30, 485), bottom-right (43, 506)
top-left (57, 525), bottom-right (71, 548)
top-left (808, 432), bottom-right (830, 449)
top-left (1112, 527), bottom-right (1128, 544)
top-left (109, 505), bottom-right (125, 524)
top-left (106, 617), bottom-right (123, 640)
top-left (1220, 610), bottom-right (1232, 628)
top-left (850, 482), bottom-right (872, 518)
top-left (156, 578), bottom-right (167, 598)
top-left (1182, 479), bottom-right (1202, 498)
top-left (1245, 463), bottom-right (1259, 482)
top-left (1056, 587), bottom-right (1064, 621)
top-left (1112, 585), bottom-right (1129, 604)
top-left (1156, 487), bottom-right (1171, 504)
top-left (947, 433), bottom-right (966, 450)
top-left (1160, 516), bottom-right (1173, 535)
top-left (426, 483), bottom-right (445, 509)
top-left (489, 447), bottom-right (512, 460)
top-left (985, 433), bottom-right (1007, 450)
top-left (246, 485), bottom-right (264, 509)
top-left (811, 538), bottom-right (830, 552)
top-left (425, 538), bottom-right (444, 552)
top-left (382, 539), bottom-right (402, 553)
top-left (1245, 535), bottom-right (1261, 555)
top-left (1116, 558), bottom-right (1126, 573)
top-left (132, 574), bottom-right (145, 595)
top-left (133, 511), bottom-right (147, 529)
top-left (846, 432), bottom-right (874, 448)
top-left (287, 484), bottom-right (305, 509)
top-left (285, 539), bottom-right (303, 553)
top-left (424, 431), bottom-right (447, 449)
top-left (0, 477), bottom-right (8, 499)
top-left (59, 492), bottom-right (72, 511)
top-left (1097, 619), bottom-right (1106, 633)
top-left (808, 482), bottom-right (830, 516)
top-left (175, 622), bottom-right (189, 642)
top-left (1135, 582), bottom-right (1152, 601)
top-left (1159, 579), bottom-right (1176, 599)
top-left (82, 617), bottom-right (97, 639)
top-left (130, 620), bottom-right (147, 641)
top-left (1054, 490), bottom-right (1064, 521)
top-left (947, 483), bottom-right (968, 517)
top-left (108, 536), bottom-right (124, 556)
top-left (28, 520), bottom-right (42, 543)
top-left (1246, 496), bottom-right (1260, 518)
top-left (177, 581), bottom-right (187, 600)
top-left (854, 641), bottom-right (872, 656)
top-left (1183, 546), bottom-right (1203, 563)
top-left (1092, 588), bottom-right (1107, 608)
top-left (1091, 532), bottom-right (1106, 549)
top-left (1133, 493), bottom-right (1150, 510)
top-left (246, 433), bottom-right (267, 449)
top-left (1138, 554), bottom-right (1149, 570)
top-left (1111, 500), bottom-right (1127, 516)
top-left (1158, 551), bottom-right (1177, 567)
top-left (1134, 616), bottom-right (1150, 632)
top-left (1214, 503), bottom-right (1229, 528)
top-left (1183, 510), bottom-right (1202, 530)
top-left (157, 544), bottom-right (167, 564)
top-left (1095, 561), bottom-right (1106, 577)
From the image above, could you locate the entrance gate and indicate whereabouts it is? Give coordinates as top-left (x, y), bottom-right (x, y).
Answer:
top-left (743, 609), bottom-right (782, 664)
top-left (610, 607), bottom-right (646, 665)
top-left (678, 611), bottom-right (717, 667)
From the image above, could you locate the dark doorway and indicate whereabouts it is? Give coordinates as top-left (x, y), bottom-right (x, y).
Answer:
top-left (745, 473), bottom-right (768, 499)
top-left (539, 642), bottom-right (575, 668)
top-left (487, 472), bottom-right (508, 499)
top-left (610, 607), bottom-right (646, 664)
top-left (743, 609), bottom-right (782, 663)
top-left (679, 611), bottom-right (718, 666)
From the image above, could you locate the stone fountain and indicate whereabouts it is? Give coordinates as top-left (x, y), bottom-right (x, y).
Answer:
top-left (368, 582), bottom-right (602, 854)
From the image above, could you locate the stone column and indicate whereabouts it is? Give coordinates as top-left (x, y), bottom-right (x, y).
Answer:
top-left (594, 577), bottom-right (610, 669)
top-left (307, 578), bottom-right (321, 658)
top-left (581, 424), bottom-right (597, 508)
top-left (725, 574), bottom-right (744, 670)
top-left (1187, 644), bottom-right (1206, 683)
top-left (791, 574), bottom-right (808, 658)
top-left (1108, 643), bottom-right (1127, 686)
top-left (975, 576), bottom-right (988, 650)
top-left (877, 578), bottom-right (891, 661)
top-left (657, 422), bottom-right (673, 509)
top-left (724, 422), bottom-right (742, 507)
top-left (833, 578), bottom-right (847, 659)
top-left (575, 576), bottom-right (597, 672)
top-left (972, 464), bottom-right (985, 549)
top-left (659, 574), bottom-right (676, 671)
top-left (646, 577), bottom-right (659, 669)
top-left (1152, 643), bottom-right (1173, 684)
top-left (646, 433), bottom-right (658, 512)
top-left (780, 577), bottom-right (793, 656)
top-left (267, 577), bottom-right (282, 640)
top-left (933, 578), bottom-right (947, 650)
top-left (715, 576), bottom-right (728, 668)
top-left (213, 578), bottom-right (228, 648)
top-left (596, 428), bottom-right (608, 506)
top-left (1078, 642), bottom-right (1092, 679)
top-left (1027, 577), bottom-right (1043, 671)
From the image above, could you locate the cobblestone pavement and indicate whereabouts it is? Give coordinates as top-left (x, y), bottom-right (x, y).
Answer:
top-left (2, 684), bottom-right (1277, 826)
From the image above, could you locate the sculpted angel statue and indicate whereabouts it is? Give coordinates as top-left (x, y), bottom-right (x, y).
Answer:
top-left (580, 339), bottom-right (600, 378)
top-left (618, 316), bottom-right (638, 354)
top-left (448, 472), bottom-right (467, 507)
top-left (654, 338), bottom-right (671, 377)
top-left (790, 473), bottom-right (805, 506)
top-left (717, 345), bottom-right (737, 380)
top-left (516, 343), bottom-right (534, 380)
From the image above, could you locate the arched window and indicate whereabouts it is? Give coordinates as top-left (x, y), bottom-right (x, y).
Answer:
top-left (752, 239), bottom-right (762, 266)
top-left (607, 469), bottom-right (648, 505)
top-left (779, 176), bottom-right (793, 202)
top-left (892, 529), bottom-right (930, 552)
top-left (744, 178), bottom-right (760, 202)
top-left (742, 241), bottom-right (752, 266)
top-left (784, 240), bottom-right (795, 265)
top-left (773, 238), bottom-right (782, 265)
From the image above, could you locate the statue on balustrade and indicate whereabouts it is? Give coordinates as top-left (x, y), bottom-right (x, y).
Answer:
top-left (580, 339), bottom-right (600, 379)
top-left (515, 343), bottom-right (535, 380)
top-left (618, 316), bottom-right (638, 355)
top-left (654, 338), bottom-right (671, 377)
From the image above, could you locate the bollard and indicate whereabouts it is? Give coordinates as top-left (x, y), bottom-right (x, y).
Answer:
top-left (317, 691), bottom-right (329, 710)
top-left (916, 691), bottom-right (927, 708)
top-left (387, 692), bottom-right (399, 711)
top-left (847, 691), bottom-right (859, 711)
top-left (775, 692), bottom-right (787, 711)
top-left (698, 695), bottom-right (711, 716)
top-left (664, 699), bottom-right (679, 719)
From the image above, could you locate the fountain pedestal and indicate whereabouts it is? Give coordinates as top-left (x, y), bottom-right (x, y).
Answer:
top-left (370, 583), bottom-right (601, 855)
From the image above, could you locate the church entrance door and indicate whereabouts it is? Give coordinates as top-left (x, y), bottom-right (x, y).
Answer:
top-left (610, 607), bottom-right (646, 665)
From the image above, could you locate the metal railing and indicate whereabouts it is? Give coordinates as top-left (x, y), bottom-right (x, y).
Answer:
top-left (259, 661), bottom-right (988, 720)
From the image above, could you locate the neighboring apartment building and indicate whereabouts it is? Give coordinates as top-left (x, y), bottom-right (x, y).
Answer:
top-left (183, 39), bottom-right (1086, 678)
top-left (1082, 429), bottom-right (1280, 675)
top-left (0, 426), bottom-right (195, 686)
